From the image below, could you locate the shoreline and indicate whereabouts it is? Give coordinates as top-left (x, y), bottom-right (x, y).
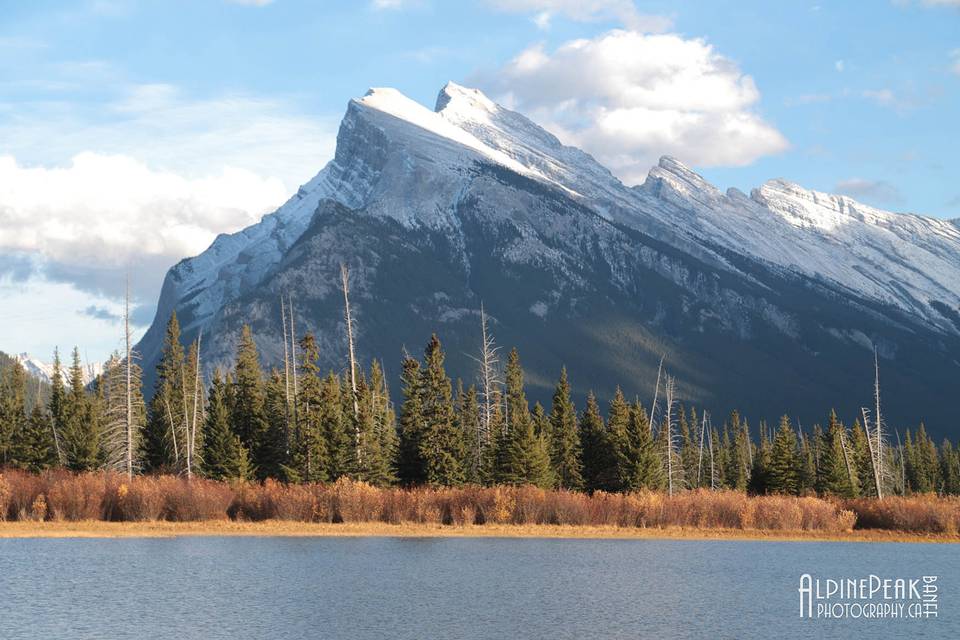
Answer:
top-left (1, 520), bottom-right (957, 543)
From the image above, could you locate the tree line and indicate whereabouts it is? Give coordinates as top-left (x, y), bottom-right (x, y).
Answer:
top-left (1, 309), bottom-right (958, 498)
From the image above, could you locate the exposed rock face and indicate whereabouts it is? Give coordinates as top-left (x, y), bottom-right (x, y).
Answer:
top-left (137, 82), bottom-right (960, 438)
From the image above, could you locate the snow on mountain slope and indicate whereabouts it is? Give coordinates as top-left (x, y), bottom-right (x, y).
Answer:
top-left (152, 82), bottom-right (960, 341)
top-left (435, 82), bottom-right (960, 334)
top-left (15, 353), bottom-right (102, 385)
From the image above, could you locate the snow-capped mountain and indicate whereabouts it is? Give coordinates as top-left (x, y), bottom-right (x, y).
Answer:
top-left (14, 353), bottom-right (103, 386)
top-left (137, 82), bottom-right (960, 437)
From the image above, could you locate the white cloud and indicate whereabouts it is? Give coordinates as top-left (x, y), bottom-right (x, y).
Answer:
top-left (0, 83), bottom-right (337, 193)
top-left (485, 0), bottom-right (672, 32)
top-left (371, 0), bottom-right (421, 9)
top-left (476, 29), bottom-right (788, 184)
top-left (862, 88), bottom-right (896, 106)
top-left (0, 152), bottom-right (288, 302)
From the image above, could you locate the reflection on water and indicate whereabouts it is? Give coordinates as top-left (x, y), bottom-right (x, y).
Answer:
top-left (0, 536), bottom-right (954, 639)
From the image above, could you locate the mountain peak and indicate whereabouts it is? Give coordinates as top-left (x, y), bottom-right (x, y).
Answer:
top-left (644, 155), bottom-right (720, 199)
top-left (435, 81), bottom-right (498, 116)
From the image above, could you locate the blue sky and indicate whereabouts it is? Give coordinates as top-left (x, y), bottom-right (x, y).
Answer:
top-left (0, 0), bottom-right (958, 363)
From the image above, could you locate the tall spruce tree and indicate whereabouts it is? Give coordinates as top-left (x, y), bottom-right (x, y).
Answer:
top-left (142, 312), bottom-right (185, 472)
top-left (321, 373), bottom-right (352, 481)
top-left (418, 335), bottom-right (465, 486)
top-left (61, 347), bottom-right (100, 471)
top-left (815, 411), bottom-right (857, 497)
top-left (289, 333), bottom-right (329, 483)
top-left (397, 354), bottom-right (426, 485)
top-left (232, 325), bottom-right (269, 478)
top-left (580, 391), bottom-right (618, 492)
top-left (619, 401), bottom-right (665, 491)
top-left (549, 368), bottom-right (583, 490)
top-left (0, 361), bottom-right (28, 466)
top-left (48, 348), bottom-right (66, 466)
top-left (767, 415), bottom-right (800, 495)
top-left (201, 371), bottom-right (250, 480)
top-left (494, 348), bottom-right (552, 487)
top-left (260, 369), bottom-right (291, 480)
top-left (16, 405), bottom-right (57, 472)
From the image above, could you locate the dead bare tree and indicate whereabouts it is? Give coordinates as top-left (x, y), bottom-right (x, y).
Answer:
top-left (340, 263), bottom-right (360, 462)
top-left (281, 296), bottom-right (292, 429)
top-left (860, 348), bottom-right (886, 498)
top-left (472, 303), bottom-right (502, 452)
top-left (649, 354), bottom-right (664, 435)
top-left (189, 330), bottom-right (202, 478)
top-left (288, 293), bottom-right (299, 440)
top-left (101, 284), bottom-right (145, 478)
top-left (838, 426), bottom-right (856, 492)
top-left (662, 374), bottom-right (682, 496)
top-left (707, 413), bottom-right (717, 490)
top-left (697, 410), bottom-right (707, 487)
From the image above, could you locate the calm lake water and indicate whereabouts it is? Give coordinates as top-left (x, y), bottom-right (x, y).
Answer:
top-left (0, 536), bottom-right (955, 639)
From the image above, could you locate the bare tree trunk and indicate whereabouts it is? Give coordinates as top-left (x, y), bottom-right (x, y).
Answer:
top-left (181, 362), bottom-right (191, 480)
top-left (341, 264), bottom-right (360, 463)
top-left (663, 375), bottom-right (676, 496)
top-left (164, 397), bottom-right (179, 465)
top-left (281, 297), bottom-right (292, 455)
top-left (649, 354), bottom-right (664, 435)
top-left (873, 349), bottom-right (884, 498)
top-left (124, 280), bottom-right (133, 478)
top-left (861, 408), bottom-right (882, 499)
top-left (697, 410), bottom-right (707, 486)
top-left (190, 330), bottom-right (202, 478)
top-left (707, 415), bottom-right (716, 490)
top-left (288, 293), bottom-right (299, 443)
top-left (839, 427), bottom-right (856, 493)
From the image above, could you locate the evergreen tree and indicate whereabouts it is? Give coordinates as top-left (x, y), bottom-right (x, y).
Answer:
top-left (289, 333), bottom-right (329, 483)
top-left (260, 369), bottom-right (291, 480)
top-left (232, 325), bottom-right (269, 478)
top-left (321, 373), bottom-right (352, 480)
top-left (397, 355), bottom-right (426, 485)
top-left (0, 361), bottom-right (28, 466)
top-left (619, 401), bottom-right (665, 491)
top-left (61, 347), bottom-right (100, 471)
top-left (725, 411), bottom-right (749, 491)
top-left (494, 349), bottom-right (552, 487)
top-left (748, 421), bottom-right (772, 494)
top-left (459, 383), bottom-right (485, 484)
top-left (940, 440), bottom-right (960, 495)
top-left (48, 347), bottom-right (66, 465)
top-left (767, 415), bottom-right (800, 495)
top-left (604, 388), bottom-right (630, 493)
top-left (142, 313), bottom-right (185, 472)
top-left (580, 391), bottom-right (617, 492)
top-left (418, 335), bottom-right (465, 486)
top-left (15, 405), bottom-right (57, 472)
top-left (201, 371), bottom-right (250, 480)
top-left (365, 360), bottom-right (398, 486)
top-left (549, 368), bottom-right (583, 490)
top-left (815, 411), bottom-right (857, 497)
top-left (798, 430), bottom-right (817, 495)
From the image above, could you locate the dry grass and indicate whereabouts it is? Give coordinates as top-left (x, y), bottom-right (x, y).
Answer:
top-left (845, 495), bottom-right (960, 534)
top-left (0, 470), bottom-right (954, 539)
top-left (0, 520), bottom-right (956, 543)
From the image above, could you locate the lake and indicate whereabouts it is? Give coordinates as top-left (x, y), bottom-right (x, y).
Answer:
top-left (0, 536), bottom-right (955, 639)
